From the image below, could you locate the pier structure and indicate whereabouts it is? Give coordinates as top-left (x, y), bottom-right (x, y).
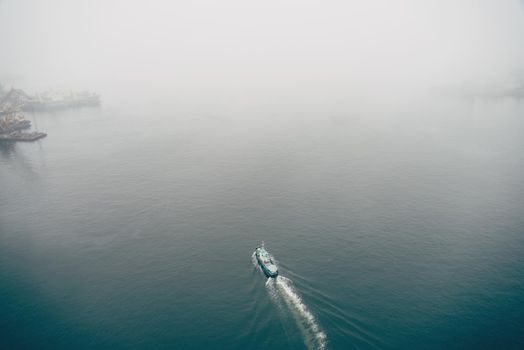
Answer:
top-left (0, 88), bottom-right (47, 142)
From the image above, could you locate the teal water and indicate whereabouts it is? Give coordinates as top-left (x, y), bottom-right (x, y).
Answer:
top-left (1, 96), bottom-right (524, 349)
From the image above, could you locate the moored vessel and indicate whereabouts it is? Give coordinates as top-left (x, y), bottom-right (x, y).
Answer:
top-left (0, 131), bottom-right (47, 142)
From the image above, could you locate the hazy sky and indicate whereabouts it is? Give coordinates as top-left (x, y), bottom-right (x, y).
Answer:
top-left (1, 0), bottom-right (523, 97)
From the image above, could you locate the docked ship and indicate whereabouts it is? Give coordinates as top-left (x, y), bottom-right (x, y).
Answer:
top-left (0, 111), bottom-right (31, 134)
top-left (0, 109), bottom-right (46, 143)
top-left (0, 131), bottom-right (47, 142)
top-left (22, 90), bottom-right (100, 111)
top-left (255, 244), bottom-right (278, 278)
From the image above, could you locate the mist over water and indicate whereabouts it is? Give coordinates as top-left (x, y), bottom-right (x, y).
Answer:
top-left (2, 1), bottom-right (524, 349)
top-left (2, 0), bottom-right (524, 101)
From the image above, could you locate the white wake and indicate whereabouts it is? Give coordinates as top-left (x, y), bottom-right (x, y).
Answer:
top-left (272, 276), bottom-right (327, 350)
top-left (254, 253), bottom-right (327, 349)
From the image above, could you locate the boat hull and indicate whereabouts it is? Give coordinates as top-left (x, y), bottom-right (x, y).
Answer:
top-left (255, 249), bottom-right (278, 278)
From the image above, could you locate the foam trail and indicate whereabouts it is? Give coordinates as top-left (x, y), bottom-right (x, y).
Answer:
top-left (265, 277), bottom-right (280, 304)
top-left (253, 251), bottom-right (327, 349)
top-left (275, 276), bottom-right (327, 350)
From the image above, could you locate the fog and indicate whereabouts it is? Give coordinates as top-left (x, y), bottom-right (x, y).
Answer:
top-left (1, 0), bottom-right (524, 111)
